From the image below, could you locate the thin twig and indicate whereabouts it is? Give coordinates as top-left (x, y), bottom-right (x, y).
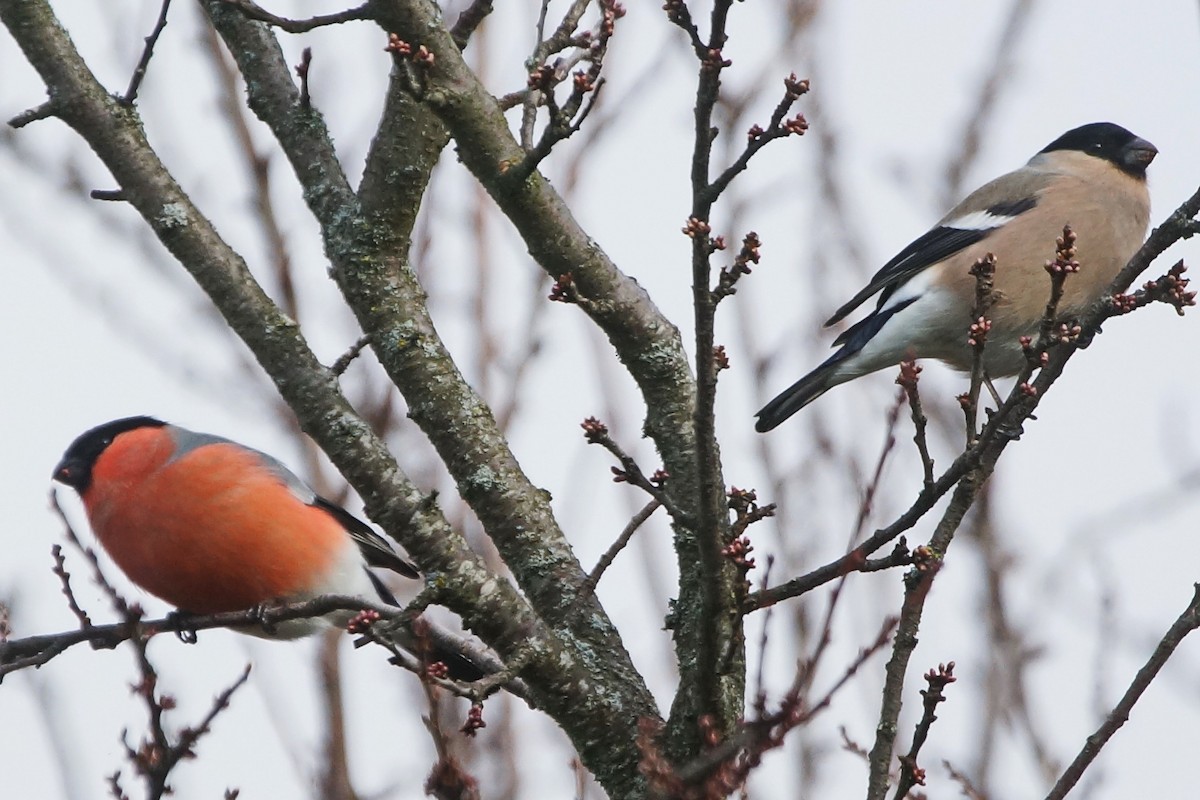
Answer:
top-left (1, 592), bottom-right (515, 701)
top-left (510, 0), bottom-right (620, 177)
top-left (315, 631), bottom-right (353, 800)
top-left (852, 392), bottom-right (903, 545)
top-left (669, 615), bottom-right (897, 790)
top-left (866, 547), bottom-right (943, 799)
top-left (449, 0), bottom-right (494, 49)
top-left (294, 47), bottom-right (312, 110)
top-left (860, 541), bottom-right (914, 574)
top-left (0, 596), bottom-right (368, 679)
top-left (583, 500), bottom-right (661, 595)
top-left (661, 0), bottom-right (705, 53)
top-left (721, 487), bottom-right (772, 672)
top-left (50, 545), bottom-right (93, 630)
top-left (1043, 585), bottom-right (1200, 800)
top-left (703, 74), bottom-right (809, 205)
top-left (198, 21), bottom-right (299, 321)
top-left (421, 674), bottom-right (482, 800)
top-left (580, 417), bottom-right (690, 524)
top-left (122, 0), bottom-right (173, 105)
top-left (750, 556), bottom-right (775, 711)
top-left (892, 662), bottom-right (957, 799)
top-left (940, 0), bottom-right (1038, 207)
top-left (964, 253), bottom-right (997, 443)
top-left (668, 0), bottom-right (749, 751)
top-left (969, 489), bottom-right (1058, 784)
top-left (50, 491), bottom-right (127, 613)
top-left (90, 189), bottom-right (127, 202)
top-left (711, 231), bottom-right (761, 303)
top-left (8, 101), bottom-right (54, 128)
top-left (123, 630), bottom-right (252, 800)
top-left (221, 0), bottom-right (370, 33)
top-left (331, 333), bottom-right (372, 376)
top-left (1035, 227), bottom-right (1078, 355)
top-left (944, 760), bottom-right (988, 800)
top-left (895, 362), bottom-right (934, 489)
top-left (792, 398), bottom-right (902, 701)
top-left (520, 0), bottom-right (590, 149)
top-left (522, 0), bottom-right (555, 149)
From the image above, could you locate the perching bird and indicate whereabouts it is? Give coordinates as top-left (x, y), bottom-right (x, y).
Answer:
top-left (53, 416), bottom-right (481, 677)
top-left (755, 122), bottom-right (1156, 432)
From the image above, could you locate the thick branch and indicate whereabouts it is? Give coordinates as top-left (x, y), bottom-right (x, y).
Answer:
top-left (658, 0), bottom-right (746, 760)
top-left (203, 1), bottom-right (634, 644)
top-left (202, 1), bottom-right (599, 628)
top-left (196, 32), bottom-right (666, 794)
top-left (365, 0), bottom-right (699, 516)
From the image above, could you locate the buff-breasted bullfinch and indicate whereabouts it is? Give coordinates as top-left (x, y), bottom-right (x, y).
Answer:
top-left (755, 122), bottom-right (1156, 431)
top-left (52, 416), bottom-right (478, 674)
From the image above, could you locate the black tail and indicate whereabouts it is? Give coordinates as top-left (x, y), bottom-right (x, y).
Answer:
top-left (421, 642), bottom-right (487, 682)
top-left (367, 571), bottom-right (486, 681)
top-left (754, 361), bottom-right (837, 431)
top-left (756, 299), bottom-right (916, 432)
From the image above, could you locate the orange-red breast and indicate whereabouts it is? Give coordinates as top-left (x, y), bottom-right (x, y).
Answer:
top-left (52, 416), bottom-right (421, 639)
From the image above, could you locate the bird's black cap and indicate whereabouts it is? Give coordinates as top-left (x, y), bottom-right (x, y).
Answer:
top-left (1040, 122), bottom-right (1157, 177)
top-left (54, 416), bottom-right (167, 493)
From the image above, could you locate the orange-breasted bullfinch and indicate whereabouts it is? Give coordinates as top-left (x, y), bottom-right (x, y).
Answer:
top-left (755, 122), bottom-right (1156, 431)
top-left (52, 416), bottom-right (480, 676)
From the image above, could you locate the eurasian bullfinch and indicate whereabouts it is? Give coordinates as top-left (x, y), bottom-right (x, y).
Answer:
top-left (52, 416), bottom-right (466, 665)
top-left (755, 121), bottom-right (1156, 431)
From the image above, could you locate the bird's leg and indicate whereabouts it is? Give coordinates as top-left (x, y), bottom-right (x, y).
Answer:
top-left (983, 372), bottom-right (1003, 408)
top-left (1076, 319), bottom-right (1101, 348)
top-left (166, 610), bottom-right (200, 644)
top-left (249, 602), bottom-right (278, 636)
top-left (993, 417), bottom-right (1026, 442)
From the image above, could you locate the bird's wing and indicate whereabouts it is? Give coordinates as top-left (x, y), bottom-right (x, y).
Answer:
top-left (310, 496), bottom-right (421, 579)
top-left (231, 438), bottom-right (423, 580)
top-left (824, 182), bottom-right (1046, 328)
top-left (166, 426), bottom-right (423, 581)
top-left (824, 226), bottom-right (989, 327)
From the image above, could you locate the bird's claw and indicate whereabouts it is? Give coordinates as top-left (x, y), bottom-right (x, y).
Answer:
top-left (166, 610), bottom-right (200, 643)
top-left (250, 602), bottom-right (278, 636)
top-left (1076, 322), bottom-right (1101, 349)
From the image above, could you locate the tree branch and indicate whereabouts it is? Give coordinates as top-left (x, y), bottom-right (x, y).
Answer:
top-left (1044, 585), bottom-right (1200, 800)
top-left (199, 7), bottom-right (649, 706)
top-left (121, 0), bottom-right (173, 105)
top-left (220, 0), bottom-right (371, 33)
top-left (365, 0), bottom-right (699, 520)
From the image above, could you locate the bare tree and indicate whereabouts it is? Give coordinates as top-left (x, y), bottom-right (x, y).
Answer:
top-left (2, 1), bottom-right (1200, 799)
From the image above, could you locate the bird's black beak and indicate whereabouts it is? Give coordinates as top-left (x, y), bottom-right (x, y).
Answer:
top-left (53, 458), bottom-right (84, 489)
top-left (1123, 136), bottom-right (1158, 170)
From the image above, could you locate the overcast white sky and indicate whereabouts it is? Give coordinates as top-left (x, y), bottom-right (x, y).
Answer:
top-left (3, 1), bottom-right (1200, 798)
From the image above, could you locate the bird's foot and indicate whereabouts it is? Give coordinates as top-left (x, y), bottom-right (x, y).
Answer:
top-left (166, 610), bottom-right (200, 644)
top-left (1076, 321), bottom-right (1101, 349)
top-left (249, 602), bottom-right (278, 636)
top-left (994, 416), bottom-right (1026, 441)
